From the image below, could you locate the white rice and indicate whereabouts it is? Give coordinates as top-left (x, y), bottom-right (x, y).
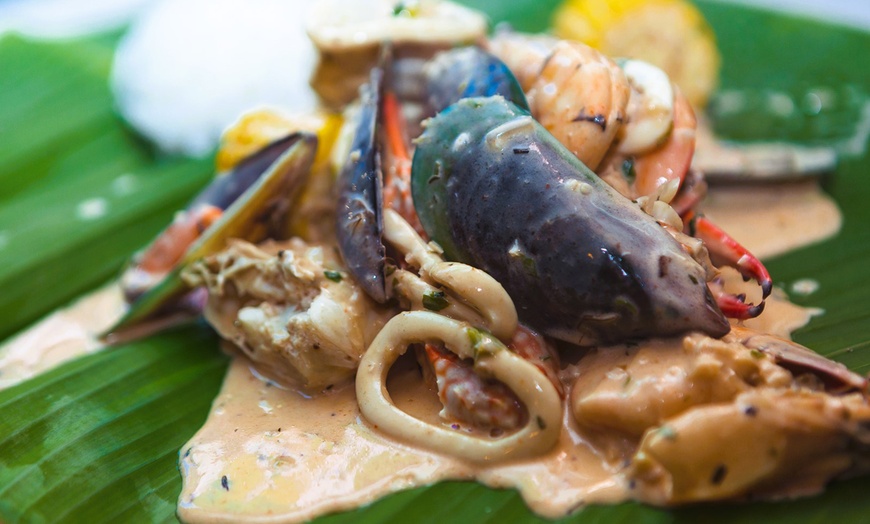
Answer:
top-left (111, 0), bottom-right (318, 156)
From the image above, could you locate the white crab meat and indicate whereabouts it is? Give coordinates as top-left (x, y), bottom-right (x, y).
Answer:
top-left (183, 238), bottom-right (391, 391)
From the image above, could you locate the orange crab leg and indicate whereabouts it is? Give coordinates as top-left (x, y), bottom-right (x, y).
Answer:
top-left (688, 212), bottom-right (773, 298)
top-left (684, 210), bottom-right (772, 320)
top-left (708, 280), bottom-right (765, 320)
top-left (424, 342), bottom-right (527, 430)
top-left (381, 91), bottom-right (424, 235)
top-left (421, 325), bottom-right (562, 430)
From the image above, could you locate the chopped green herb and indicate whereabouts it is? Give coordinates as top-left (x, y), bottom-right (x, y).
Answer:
top-left (621, 158), bottom-right (637, 183)
top-left (750, 349), bottom-right (765, 359)
top-left (657, 425), bottom-right (677, 441)
top-left (324, 270), bottom-right (342, 283)
top-left (689, 274), bottom-right (699, 285)
top-left (536, 416), bottom-right (547, 430)
top-left (467, 328), bottom-right (483, 349)
top-left (422, 289), bottom-right (449, 311)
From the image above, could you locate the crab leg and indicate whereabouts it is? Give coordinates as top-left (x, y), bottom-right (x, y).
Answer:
top-left (707, 279), bottom-right (765, 320)
top-left (423, 342), bottom-right (527, 430)
top-left (419, 323), bottom-right (564, 431)
top-left (687, 210), bottom-right (773, 298)
top-left (683, 210), bottom-right (772, 320)
top-left (381, 91), bottom-right (424, 235)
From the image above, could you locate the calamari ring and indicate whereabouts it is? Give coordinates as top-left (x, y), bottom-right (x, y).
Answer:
top-left (356, 311), bottom-right (561, 462)
top-left (383, 209), bottom-right (518, 341)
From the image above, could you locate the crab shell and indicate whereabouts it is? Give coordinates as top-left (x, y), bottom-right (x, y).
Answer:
top-left (411, 96), bottom-right (729, 345)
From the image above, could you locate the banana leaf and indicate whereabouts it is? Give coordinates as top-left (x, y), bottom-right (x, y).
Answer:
top-left (2, 1), bottom-right (870, 523)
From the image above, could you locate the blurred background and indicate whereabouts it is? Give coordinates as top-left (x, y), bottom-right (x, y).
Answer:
top-left (1, 0), bottom-right (868, 40)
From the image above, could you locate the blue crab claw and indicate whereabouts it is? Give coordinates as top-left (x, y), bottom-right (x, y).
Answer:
top-left (104, 132), bottom-right (318, 341)
top-left (411, 96), bottom-right (729, 345)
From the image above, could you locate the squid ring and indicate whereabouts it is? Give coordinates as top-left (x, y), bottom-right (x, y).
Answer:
top-left (356, 311), bottom-right (562, 462)
top-left (383, 209), bottom-right (518, 341)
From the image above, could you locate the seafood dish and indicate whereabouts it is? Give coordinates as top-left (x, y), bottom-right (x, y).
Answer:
top-left (2, 0), bottom-right (868, 522)
top-left (117, 0), bottom-right (868, 520)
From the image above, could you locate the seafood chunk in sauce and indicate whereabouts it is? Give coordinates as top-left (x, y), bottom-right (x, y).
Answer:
top-left (571, 329), bottom-right (870, 504)
top-left (183, 239), bottom-right (390, 391)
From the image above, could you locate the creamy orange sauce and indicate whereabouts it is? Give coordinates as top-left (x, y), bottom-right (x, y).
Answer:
top-left (701, 181), bottom-right (841, 260)
top-left (179, 350), bottom-right (628, 523)
top-left (0, 283), bottom-right (124, 390)
top-left (176, 247), bottom-right (825, 523)
top-left (0, 183), bottom-right (844, 521)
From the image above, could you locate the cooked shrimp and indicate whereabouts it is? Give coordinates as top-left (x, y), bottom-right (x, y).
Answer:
top-left (633, 87), bottom-right (697, 198)
top-left (489, 33), bottom-right (630, 171)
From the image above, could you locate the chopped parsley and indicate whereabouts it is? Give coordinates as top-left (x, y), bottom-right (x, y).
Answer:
top-left (422, 289), bottom-right (449, 311)
top-left (324, 270), bottom-right (343, 283)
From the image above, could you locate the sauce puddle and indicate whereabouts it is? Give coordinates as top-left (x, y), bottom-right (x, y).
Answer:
top-left (0, 283), bottom-right (124, 390)
top-left (0, 183), bottom-right (844, 521)
top-left (177, 263), bottom-right (822, 523)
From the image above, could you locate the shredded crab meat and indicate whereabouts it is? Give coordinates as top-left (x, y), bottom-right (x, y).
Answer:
top-left (183, 238), bottom-right (390, 391)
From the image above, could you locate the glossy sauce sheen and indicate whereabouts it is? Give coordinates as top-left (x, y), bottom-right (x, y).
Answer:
top-left (176, 186), bottom-right (832, 523)
top-left (0, 185), bottom-right (840, 520)
top-left (0, 284), bottom-right (124, 390)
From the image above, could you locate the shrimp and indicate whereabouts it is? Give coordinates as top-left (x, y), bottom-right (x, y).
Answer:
top-left (488, 34), bottom-right (630, 171)
top-left (632, 87), bottom-right (696, 198)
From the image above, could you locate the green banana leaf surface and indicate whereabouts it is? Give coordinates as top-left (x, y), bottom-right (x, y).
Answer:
top-left (2, 1), bottom-right (870, 522)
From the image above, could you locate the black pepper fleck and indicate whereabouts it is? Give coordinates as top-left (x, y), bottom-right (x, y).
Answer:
top-left (744, 405), bottom-right (758, 417)
top-left (658, 255), bottom-right (670, 278)
top-left (221, 475), bottom-right (230, 491)
top-left (572, 109), bottom-right (607, 131)
top-left (711, 464), bottom-right (728, 485)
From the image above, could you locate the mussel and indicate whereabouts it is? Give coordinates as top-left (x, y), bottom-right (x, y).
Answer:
top-left (335, 46), bottom-right (532, 303)
top-left (411, 96), bottom-right (730, 345)
top-left (107, 132), bottom-right (318, 338)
